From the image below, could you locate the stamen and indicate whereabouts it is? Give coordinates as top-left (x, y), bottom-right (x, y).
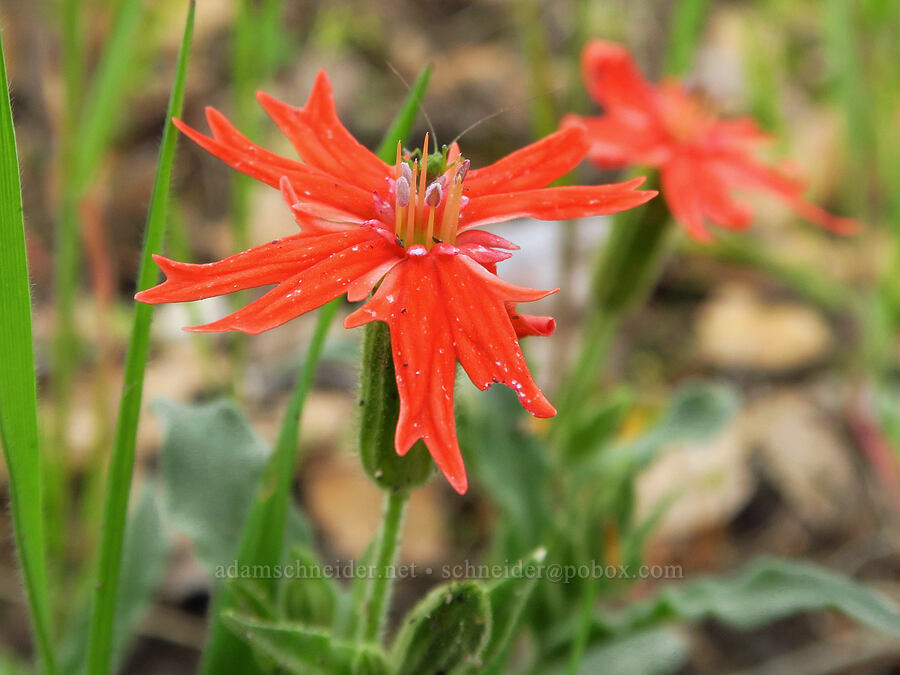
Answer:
top-left (395, 177), bottom-right (410, 207)
top-left (425, 205), bottom-right (436, 248)
top-left (437, 158), bottom-right (469, 245)
top-left (406, 159), bottom-right (418, 246)
top-left (417, 133), bottom-right (429, 217)
top-left (395, 176), bottom-right (409, 236)
top-left (400, 162), bottom-right (412, 184)
top-left (455, 159), bottom-right (470, 183)
top-left (424, 181), bottom-right (442, 207)
top-left (424, 181), bottom-right (442, 248)
top-left (395, 141), bottom-right (402, 177)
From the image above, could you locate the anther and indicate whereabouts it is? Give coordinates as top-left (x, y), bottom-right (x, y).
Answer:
top-left (395, 177), bottom-right (410, 207)
top-left (424, 181), bottom-right (443, 207)
top-left (400, 162), bottom-right (412, 184)
top-left (455, 159), bottom-right (470, 184)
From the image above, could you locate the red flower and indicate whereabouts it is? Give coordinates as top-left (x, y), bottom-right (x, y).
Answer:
top-left (137, 71), bottom-right (655, 493)
top-left (563, 40), bottom-right (858, 241)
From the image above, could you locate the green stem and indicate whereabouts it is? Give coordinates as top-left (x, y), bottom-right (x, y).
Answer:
top-left (556, 177), bottom-right (671, 418)
top-left (361, 490), bottom-right (408, 643)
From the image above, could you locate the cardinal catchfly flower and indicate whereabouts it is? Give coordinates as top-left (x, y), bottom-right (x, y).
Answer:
top-left (563, 40), bottom-right (858, 241)
top-left (136, 70), bottom-right (656, 493)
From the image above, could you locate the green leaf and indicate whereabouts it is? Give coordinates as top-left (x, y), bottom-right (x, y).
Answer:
top-left (59, 491), bottom-right (168, 674)
top-left (626, 556), bottom-right (900, 636)
top-left (0, 28), bottom-right (58, 675)
top-left (199, 64), bottom-right (434, 675)
top-left (593, 381), bottom-right (739, 477)
top-left (222, 612), bottom-right (389, 675)
top-left (231, 578), bottom-right (278, 621)
top-left (85, 5), bottom-right (195, 673)
top-left (482, 548), bottom-right (546, 673)
top-left (111, 491), bottom-right (169, 666)
top-left (0, 652), bottom-right (31, 675)
top-left (277, 547), bottom-right (341, 628)
top-left (570, 627), bottom-right (689, 675)
top-left (156, 398), bottom-right (269, 570)
top-left (391, 581), bottom-right (492, 675)
top-left (660, 381), bottom-right (740, 443)
top-left (561, 387), bottom-right (635, 463)
top-left (459, 387), bottom-right (553, 557)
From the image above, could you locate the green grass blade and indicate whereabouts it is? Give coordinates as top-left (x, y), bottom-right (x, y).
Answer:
top-left (199, 65), bottom-right (433, 674)
top-left (0, 29), bottom-right (59, 675)
top-left (374, 65), bottom-right (432, 159)
top-left (49, 0), bottom-right (148, 561)
top-left (664, 0), bottom-right (710, 76)
top-left (74, 0), bottom-right (147, 191)
top-left (84, 4), bottom-right (195, 673)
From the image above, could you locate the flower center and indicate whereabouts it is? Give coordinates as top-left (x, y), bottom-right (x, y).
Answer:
top-left (660, 83), bottom-right (717, 146)
top-left (389, 134), bottom-right (469, 250)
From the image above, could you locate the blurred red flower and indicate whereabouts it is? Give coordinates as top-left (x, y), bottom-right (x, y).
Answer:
top-left (563, 40), bottom-right (858, 241)
top-left (136, 71), bottom-right (655, 493)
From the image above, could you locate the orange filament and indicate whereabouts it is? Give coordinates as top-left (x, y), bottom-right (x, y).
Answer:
top-left (417, 133), bottom-right (429, 218)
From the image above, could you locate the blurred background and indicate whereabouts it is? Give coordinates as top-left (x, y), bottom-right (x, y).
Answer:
top-left (3, 0), bottom-right (900, 672)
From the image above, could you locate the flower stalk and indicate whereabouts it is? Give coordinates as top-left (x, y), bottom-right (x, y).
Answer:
top-left (558, 174), bottom-right (670, 414)
top-left (360, 489), bottom-right (408, 643)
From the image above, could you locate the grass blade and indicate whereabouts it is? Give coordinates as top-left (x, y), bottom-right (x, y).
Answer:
top-left (0, 29), bottom-right (59, 675)
top-left (375, 65), bottom-right (432, 159)
top-left (75, 0), bottom-right (147, 191)
top-left (84, 3), bottom-right (196, 673)
top-left (49, 0), bottom-right (148, 562)
top-left (199, 65), bottom-right (433, 675)
top-left (664, 0), bottom-right (711, 76)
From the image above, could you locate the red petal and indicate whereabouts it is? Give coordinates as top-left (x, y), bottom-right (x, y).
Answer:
top-left (463, 127), bottom-right (589, 195)
top-left (714, 154), bottom-right (859, 235)
top-left (660, 156), bottom-right (711, 241)
top-left (343, 249), bottom-right (559, 493)
top-left (563, 113), bottom-right (670, 168)
top-left (136, 231), bottom-right (373, 303)
top-left (455, 229), bottom-right (519, 250)
top-left (278, 177), bottom-right (361, 233)
top-left (458, 243), bottom-right (512, 265)
top-left (183, 230), bottom-right (400, 334)
top-left (173, 117), bottom-right (374, 219)
top-left (507, 303), bottom-right (556, 337)
top-left (345, 258), bottom-right (468, 493)
top-left (459, 177), bottom-right (657, 230)
top-left (582, 40), bottom-right (658, 117)
top-left (435, 255), bottom-right (556, 418)
top-left (255, 72), bottom-right (390, 193)
top-left (695, 165), bottom-right (753, 231)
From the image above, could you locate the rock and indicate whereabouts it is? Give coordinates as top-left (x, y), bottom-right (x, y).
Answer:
top-left (696, 283), bottom-right (832, 372)
top-left (744, 389), bottom-right (861, 530)
top-left (636, 420), bottom-right (755, 545)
